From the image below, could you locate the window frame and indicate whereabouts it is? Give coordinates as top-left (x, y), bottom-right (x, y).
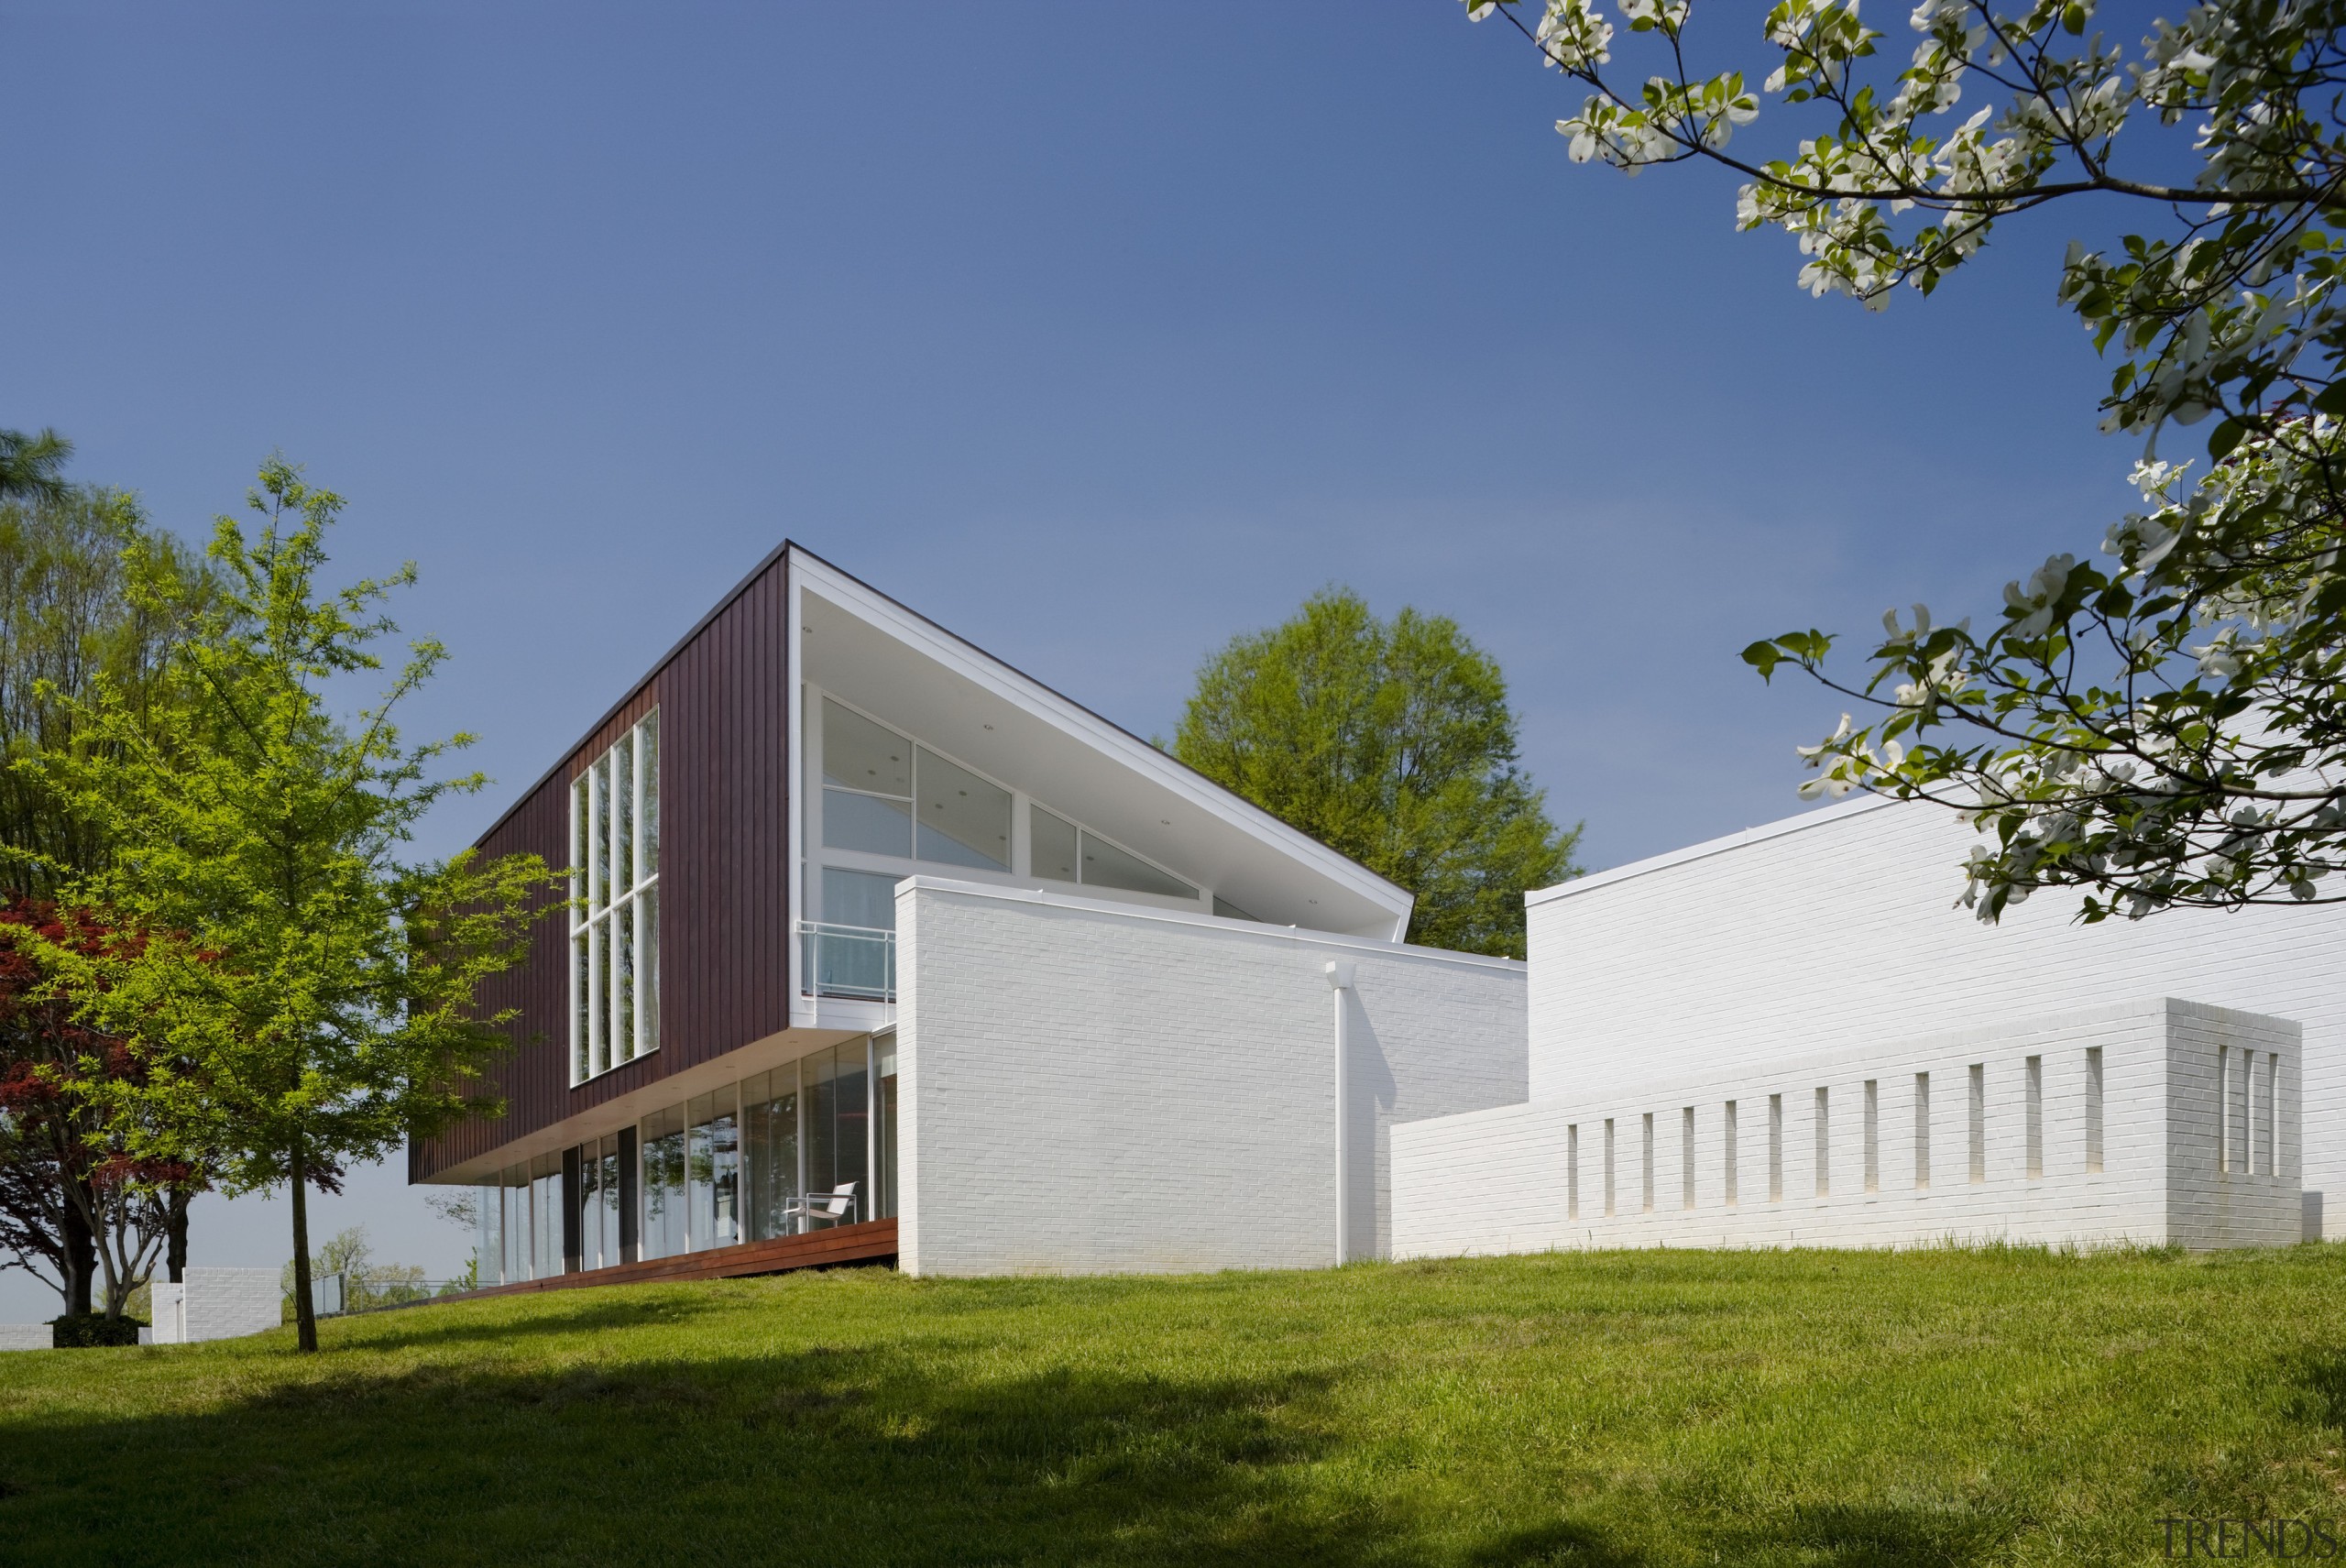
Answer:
top-left (570, 708), bottom-right (661, 1086)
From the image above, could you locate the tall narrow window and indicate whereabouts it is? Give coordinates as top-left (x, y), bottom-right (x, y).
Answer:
top-left (1768, 1094), bottom-right (1783, 1202)
top-left (1566, 1124), bottom-right (1580, 1220)
top-left (1863, 1080), bottom-right (1880, 1193)
top-left (1814, 1087), bottom-right (1831, 1198)
top-left (1724, 1102), bottom-right (1738, 1206)
top-left (1968, 1063), bottom-right (1986, 1184)
top-left (2024, 1056), bottom-right (2044, 1179)
top-left (1914, 1072), bottom-right (1931, 1190)
top-left (2214, 1047), bottom-right (2233, 1168)
top-left (2262, 1053), bottom-right (2279, 1177)
top-left (2085, 1048), bottom-right (2103, 1174)
top-left (571, 709), bottom-right (661, 1082)
top-left (1604, 1118), bottom-right (1617, 1216)
top-left (1682, 1106), bottom-right (1696, 1211)
top-left (1641, 1112), bottom-right (1655, 1213)
top-left (743, 1066), bottom-right (802, 1241)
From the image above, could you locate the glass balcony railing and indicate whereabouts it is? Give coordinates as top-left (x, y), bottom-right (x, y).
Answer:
top-left (797, 922), bottom-right (896, 1003)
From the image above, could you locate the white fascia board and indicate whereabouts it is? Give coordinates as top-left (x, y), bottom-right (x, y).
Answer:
top-left (896, 874), bottom-right (1522, 975)
top-left (788, 546), bottom-right (1414, 935)
top-left (1524, 793), bottom-right (1901, 908)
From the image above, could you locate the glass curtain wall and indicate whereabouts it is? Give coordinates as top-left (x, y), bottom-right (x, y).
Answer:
top-left (531, 1154), bottom-right (562, 1281)
top-left (641, 1104), bottom-right (687, 1260)
top-left (876, 1037), bottom-right (899, 1223)
top-left (743, 1068), bottom-right (800, 1242)
top-left (687, 1090), bottom-right (741, 1252)
top-left (576, 1134), bottom-right (624, 1272)
top-left (473, 1036), bottom-right (902, 1288)
top-left (807, 1043), bottom-right (872, 1219)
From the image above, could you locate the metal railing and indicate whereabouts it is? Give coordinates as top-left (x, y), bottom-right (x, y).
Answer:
top-left (797, 921), bottom-right (896, 1003)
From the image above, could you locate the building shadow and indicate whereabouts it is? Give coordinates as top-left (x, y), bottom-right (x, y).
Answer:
top-left (0, 1343), bottom-right (1406, 1568)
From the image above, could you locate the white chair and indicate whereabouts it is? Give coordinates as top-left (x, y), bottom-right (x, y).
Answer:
top-left (781, 1181), bottom-right (859, 1229)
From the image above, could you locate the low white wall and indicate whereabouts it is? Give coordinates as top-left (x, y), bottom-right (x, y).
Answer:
top-left (1528, 797), bottom-right (2346, 1232)
top-left (147, 1267), bottom-right (280, 1343)
top-left (1393, 999), bottom-right (2299, 1256)
top-left (896, 878), bottom-right (1527, 1276)
top-left (0, 1323), bottom-right (49, 1352)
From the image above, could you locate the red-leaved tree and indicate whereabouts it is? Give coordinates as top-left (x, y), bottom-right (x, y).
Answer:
top-left (0, 898), bottom-right (197, 1320)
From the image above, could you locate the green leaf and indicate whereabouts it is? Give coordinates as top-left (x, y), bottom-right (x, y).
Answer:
top-left (2207, 420), bottom-right (2245, 460)
top-left (1741, 641), bottom-right (1785, 681)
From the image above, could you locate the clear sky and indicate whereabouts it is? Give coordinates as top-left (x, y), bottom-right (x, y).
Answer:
top-left (0, 2), bottom-right (2132, 1316)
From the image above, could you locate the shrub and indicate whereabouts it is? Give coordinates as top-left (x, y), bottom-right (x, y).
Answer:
top-left (49, 1313), bottom-right (144, 1349)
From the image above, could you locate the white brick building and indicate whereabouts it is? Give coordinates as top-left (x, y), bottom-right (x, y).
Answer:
top-left (1390, 795), bottom-right (2332, 1257)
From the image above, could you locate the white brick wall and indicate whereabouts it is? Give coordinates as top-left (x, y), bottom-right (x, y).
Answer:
top-left (0, 1323), bottom-right (49, 1352)
top-left (895, 878), bottom-right (1527, 1276)
top-left (145, 1267), bottom-right (280, 1343)
top-left (1393, 998), bottom-right (2300, 1256)
top-left (1528, 796), bottom-right (2346, 1234)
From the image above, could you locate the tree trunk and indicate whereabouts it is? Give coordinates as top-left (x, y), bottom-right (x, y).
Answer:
top-left (60, 1193), bottom-right (93, 1317)
top-left (289, 1146), bottom-right (316, 1354)
top-left (167, 1187), bottom-right (190, 1284)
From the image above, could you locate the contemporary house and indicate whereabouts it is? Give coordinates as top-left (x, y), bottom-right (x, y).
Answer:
top-left (412, 544), bottom-right (1529, 1283)
top-left (1392, 795), bottom-right (2324, 1257)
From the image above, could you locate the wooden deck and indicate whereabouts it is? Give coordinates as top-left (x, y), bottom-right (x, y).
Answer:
top-left (436, 1218), bottom-right (897, 1303)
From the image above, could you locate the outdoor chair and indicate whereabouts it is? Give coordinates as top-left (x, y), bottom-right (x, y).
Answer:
top-left (782, 1181), bottom-right (859, 1229)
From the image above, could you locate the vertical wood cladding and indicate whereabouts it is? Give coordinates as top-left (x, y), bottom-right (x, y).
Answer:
top-left (411, 551), bottom-right (792, 1182)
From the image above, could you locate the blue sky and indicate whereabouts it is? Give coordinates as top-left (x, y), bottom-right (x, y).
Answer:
top-left (0, 2), bottom-right (2132, 1311)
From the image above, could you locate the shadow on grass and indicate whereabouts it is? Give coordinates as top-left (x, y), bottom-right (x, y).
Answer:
top-left (0, 1343), bottom-right (1387, 1568)
top-left (1462, 1504), bottom-right (2015, 1568)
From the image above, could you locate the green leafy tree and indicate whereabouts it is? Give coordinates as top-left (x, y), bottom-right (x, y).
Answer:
top-left (24, 460), bottom-right (556, 1352)
top-left (1174, 588), bottom-right (1581, 957)
top-left (0, 449), bottom-right (214, 1302)
top-left (1468, 0), bottom-right (2346, 922)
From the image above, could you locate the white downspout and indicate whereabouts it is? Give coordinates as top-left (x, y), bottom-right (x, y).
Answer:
top-left (1326, 960), bottom-right (1355, 1266)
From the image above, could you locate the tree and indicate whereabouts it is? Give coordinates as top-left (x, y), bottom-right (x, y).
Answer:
top-left (23, 460), bottom-right (556, 1351)
top-left (0, 454), bottom-right (214, 1306)
top-left (0, 478), bottom-right (214, 895)
top-left (1468, 0), bottom-right (2346, 922)
top-left (0, 429), bottom-right (71, 508)
top-left (1173, 587), bottom-right (1581, 957)
top-left (0, 899), bottom-right (182, 1320)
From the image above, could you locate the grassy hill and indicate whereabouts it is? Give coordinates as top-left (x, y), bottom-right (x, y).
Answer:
top-left (3, 1244), bottom-right (2344, 1566)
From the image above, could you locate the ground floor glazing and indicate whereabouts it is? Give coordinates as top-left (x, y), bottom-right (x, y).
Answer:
top-left (475, 1034), bottom-right (897, 1287)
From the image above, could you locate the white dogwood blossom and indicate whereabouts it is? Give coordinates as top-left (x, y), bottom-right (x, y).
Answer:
top-left (1469, 0), bottom-right (2346, 922)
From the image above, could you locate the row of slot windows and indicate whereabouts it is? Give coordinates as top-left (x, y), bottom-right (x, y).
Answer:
top-left (1558, 1047), bottom-right (2281, 1218)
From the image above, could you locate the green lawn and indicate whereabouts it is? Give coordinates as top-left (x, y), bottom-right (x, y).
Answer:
top-left (3, 1245), bottom-right (2343, 1566)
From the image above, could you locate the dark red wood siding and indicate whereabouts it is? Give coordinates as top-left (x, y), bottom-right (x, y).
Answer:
top-left (411, 550), bottom-right (793, 1182)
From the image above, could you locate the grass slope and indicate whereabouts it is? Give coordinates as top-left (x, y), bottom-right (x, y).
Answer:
top-left (4, 1245), bottom-right (2344, 1566)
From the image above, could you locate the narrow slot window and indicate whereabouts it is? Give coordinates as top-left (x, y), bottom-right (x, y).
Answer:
top-left (2263, 1052), bottom-right (2279, 1177)
top-left (1913, 1072), bottom-right (1930, 1190)
top-left (1682, 1106), bottom-right (1696, 1211)
top-left (2085, 1047), bottom-right (2103, 1174)
top-left (1604, 1118), bottom-right (1617, 1217)
top-left (1640, 1112), bottom-right (1655, 1213)
top-left (1863, 1080), bottom-right (1879, 1194)
top-left (2217, 1047), bottom-right (2230, 1172)
top-left (1814, 1086), bottom-right (1830, 1198)
top-left (1768, 1094), bottom-right (1783, 1202)
top-left (1723, 1102), bottom-right (1738, 1206)
top-left (1968, 1063), bottom-right (1986, 1184)
top-left (1566, 1124), bottom-right (1579, 1220)
top-left (2025, 1055), bottom-right (2044, 1179)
